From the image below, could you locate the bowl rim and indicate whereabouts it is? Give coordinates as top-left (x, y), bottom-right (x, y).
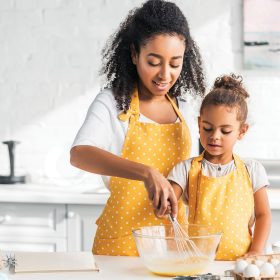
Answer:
top-left (132, 224), bottom-right (222, 240)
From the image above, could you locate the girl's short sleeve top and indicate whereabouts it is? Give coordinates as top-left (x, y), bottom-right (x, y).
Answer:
top-left (168, 157), bottom-right (269, 196)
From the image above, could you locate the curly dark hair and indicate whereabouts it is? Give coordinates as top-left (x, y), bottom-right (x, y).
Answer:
top-left (100, 0), bottom-right (206, 111)
top-left (200, 73), bottom-right (249, 123)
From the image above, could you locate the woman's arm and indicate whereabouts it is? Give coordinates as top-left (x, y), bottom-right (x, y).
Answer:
top-left (70, 145), bottom-right (177, 217)
top-left (245, 187), bottom-right (271, 256)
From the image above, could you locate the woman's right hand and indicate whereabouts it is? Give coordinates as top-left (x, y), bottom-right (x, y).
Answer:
top-left (144, 167), bottom-right (178, 218)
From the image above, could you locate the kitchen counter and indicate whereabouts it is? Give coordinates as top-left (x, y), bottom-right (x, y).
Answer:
top-left (0, 184), bottom-right (280, 209)
top-left (0, 184), bottom-right (109, 205)
top-left (6, 256), bottom-right (235, 280)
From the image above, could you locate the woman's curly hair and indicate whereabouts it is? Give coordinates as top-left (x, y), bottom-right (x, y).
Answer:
top-left (100, 0), bottom-right (206, 111)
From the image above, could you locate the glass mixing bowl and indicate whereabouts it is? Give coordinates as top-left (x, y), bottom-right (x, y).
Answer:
top-left (132, 224), bottom-right (222, 276)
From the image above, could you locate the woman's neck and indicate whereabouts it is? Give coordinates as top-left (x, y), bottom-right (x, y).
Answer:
top-left (137, 82), bottom-right (178, 124)
top-left (137, 82), bottom-right (167, 103)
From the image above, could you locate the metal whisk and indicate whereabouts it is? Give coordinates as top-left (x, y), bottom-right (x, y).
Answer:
top-left (169, 215), bottom-right (203, 258)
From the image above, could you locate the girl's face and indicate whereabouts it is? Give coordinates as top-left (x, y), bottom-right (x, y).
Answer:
top-left (198, 105), bottom-right (248, 163)
top-left (131, 34), bottom-right (185, 98)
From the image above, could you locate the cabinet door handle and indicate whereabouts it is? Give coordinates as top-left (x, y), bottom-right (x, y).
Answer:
top-left (0, 215), bottom-right (11, 223)
top-left (66, 211), bottom-right (75, 219)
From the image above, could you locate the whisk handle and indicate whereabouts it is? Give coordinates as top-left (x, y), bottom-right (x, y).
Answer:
top-left (168, 214), bottom-right (175, 222)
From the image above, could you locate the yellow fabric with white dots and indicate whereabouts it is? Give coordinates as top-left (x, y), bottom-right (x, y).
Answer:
top-left (93, 88), bottom-right (191, 256)
top-left (188, 153), bottom-right (254, 260)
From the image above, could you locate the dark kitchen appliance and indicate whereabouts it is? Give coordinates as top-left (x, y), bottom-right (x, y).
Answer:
top-left (0, 140), bottom-right (26, 184)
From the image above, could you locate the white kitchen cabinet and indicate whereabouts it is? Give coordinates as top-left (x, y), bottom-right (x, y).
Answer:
top-left (0, 202), bottom-right (105, 252)
top-left (0, 236), bottom-right (67, 252)
top-left (0, 203), bottom-right (66, 237)
top-left (270, 210), bottom-right (280, 245)
top-left (66, 205), bottom-right (104, 251)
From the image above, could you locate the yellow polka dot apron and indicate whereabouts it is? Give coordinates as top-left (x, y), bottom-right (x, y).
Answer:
top-left (188, 153), bottom-right (254, 260)
top-left (93, 88), bottom-right (191, 256)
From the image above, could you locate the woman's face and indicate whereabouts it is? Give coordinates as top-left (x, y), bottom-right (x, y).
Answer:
top-left (132, 34), bottom-right (185, 98)
top-left (199, 105), bottom-right (248, 163)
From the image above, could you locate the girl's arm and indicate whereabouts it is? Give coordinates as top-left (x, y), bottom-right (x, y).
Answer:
top-left (170, 181), bottom-right (184, 200)
top-left (245, 187), bottom-right (271, 256)
top-left (70, 145), bottom-right (178, 217)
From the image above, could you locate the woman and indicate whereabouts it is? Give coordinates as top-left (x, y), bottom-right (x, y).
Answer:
top-left (70, 0), bottom-right (205, 256)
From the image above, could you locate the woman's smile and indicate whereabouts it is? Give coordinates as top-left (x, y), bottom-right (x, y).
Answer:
top-left (152, 80), bottom-right (171, 91)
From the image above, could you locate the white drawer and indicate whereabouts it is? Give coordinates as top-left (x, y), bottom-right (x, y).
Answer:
top-left (0, 203), bottom-right (66, 237)
top-left (0, 236), bottom-right (67, 252)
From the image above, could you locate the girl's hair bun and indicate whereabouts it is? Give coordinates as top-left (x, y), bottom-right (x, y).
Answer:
top-left (201, 73), bottom-right (250, 123)
top-left (213, 73), bottom-right (249, 99)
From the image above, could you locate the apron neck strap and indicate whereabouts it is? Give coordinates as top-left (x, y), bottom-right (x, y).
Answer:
top-left (165, 94), bottom-right (185, 122)
top-left (232, 153), bottom-right (247, 176)
top-left (118, 88), bottom-right (139, 121)
top-left (194, 151), bottom-right (205, 165)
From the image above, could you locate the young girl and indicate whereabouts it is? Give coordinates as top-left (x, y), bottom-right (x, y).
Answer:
top-left (70, 0), bottom-right (205, 256)
top-left (168, 74), bottom-right (271, 260)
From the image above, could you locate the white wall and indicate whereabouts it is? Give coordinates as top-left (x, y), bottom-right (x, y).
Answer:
top-left (0, 0), bottom-right (279, 186)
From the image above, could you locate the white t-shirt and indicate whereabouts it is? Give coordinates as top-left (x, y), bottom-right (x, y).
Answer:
top-left (72, 88), bottom-right (198, 189)
top-left (168, 157), bottom-right (269, 200)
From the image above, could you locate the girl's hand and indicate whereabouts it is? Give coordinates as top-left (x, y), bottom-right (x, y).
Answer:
top-left (144, 167), bottom-right (178, 218)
